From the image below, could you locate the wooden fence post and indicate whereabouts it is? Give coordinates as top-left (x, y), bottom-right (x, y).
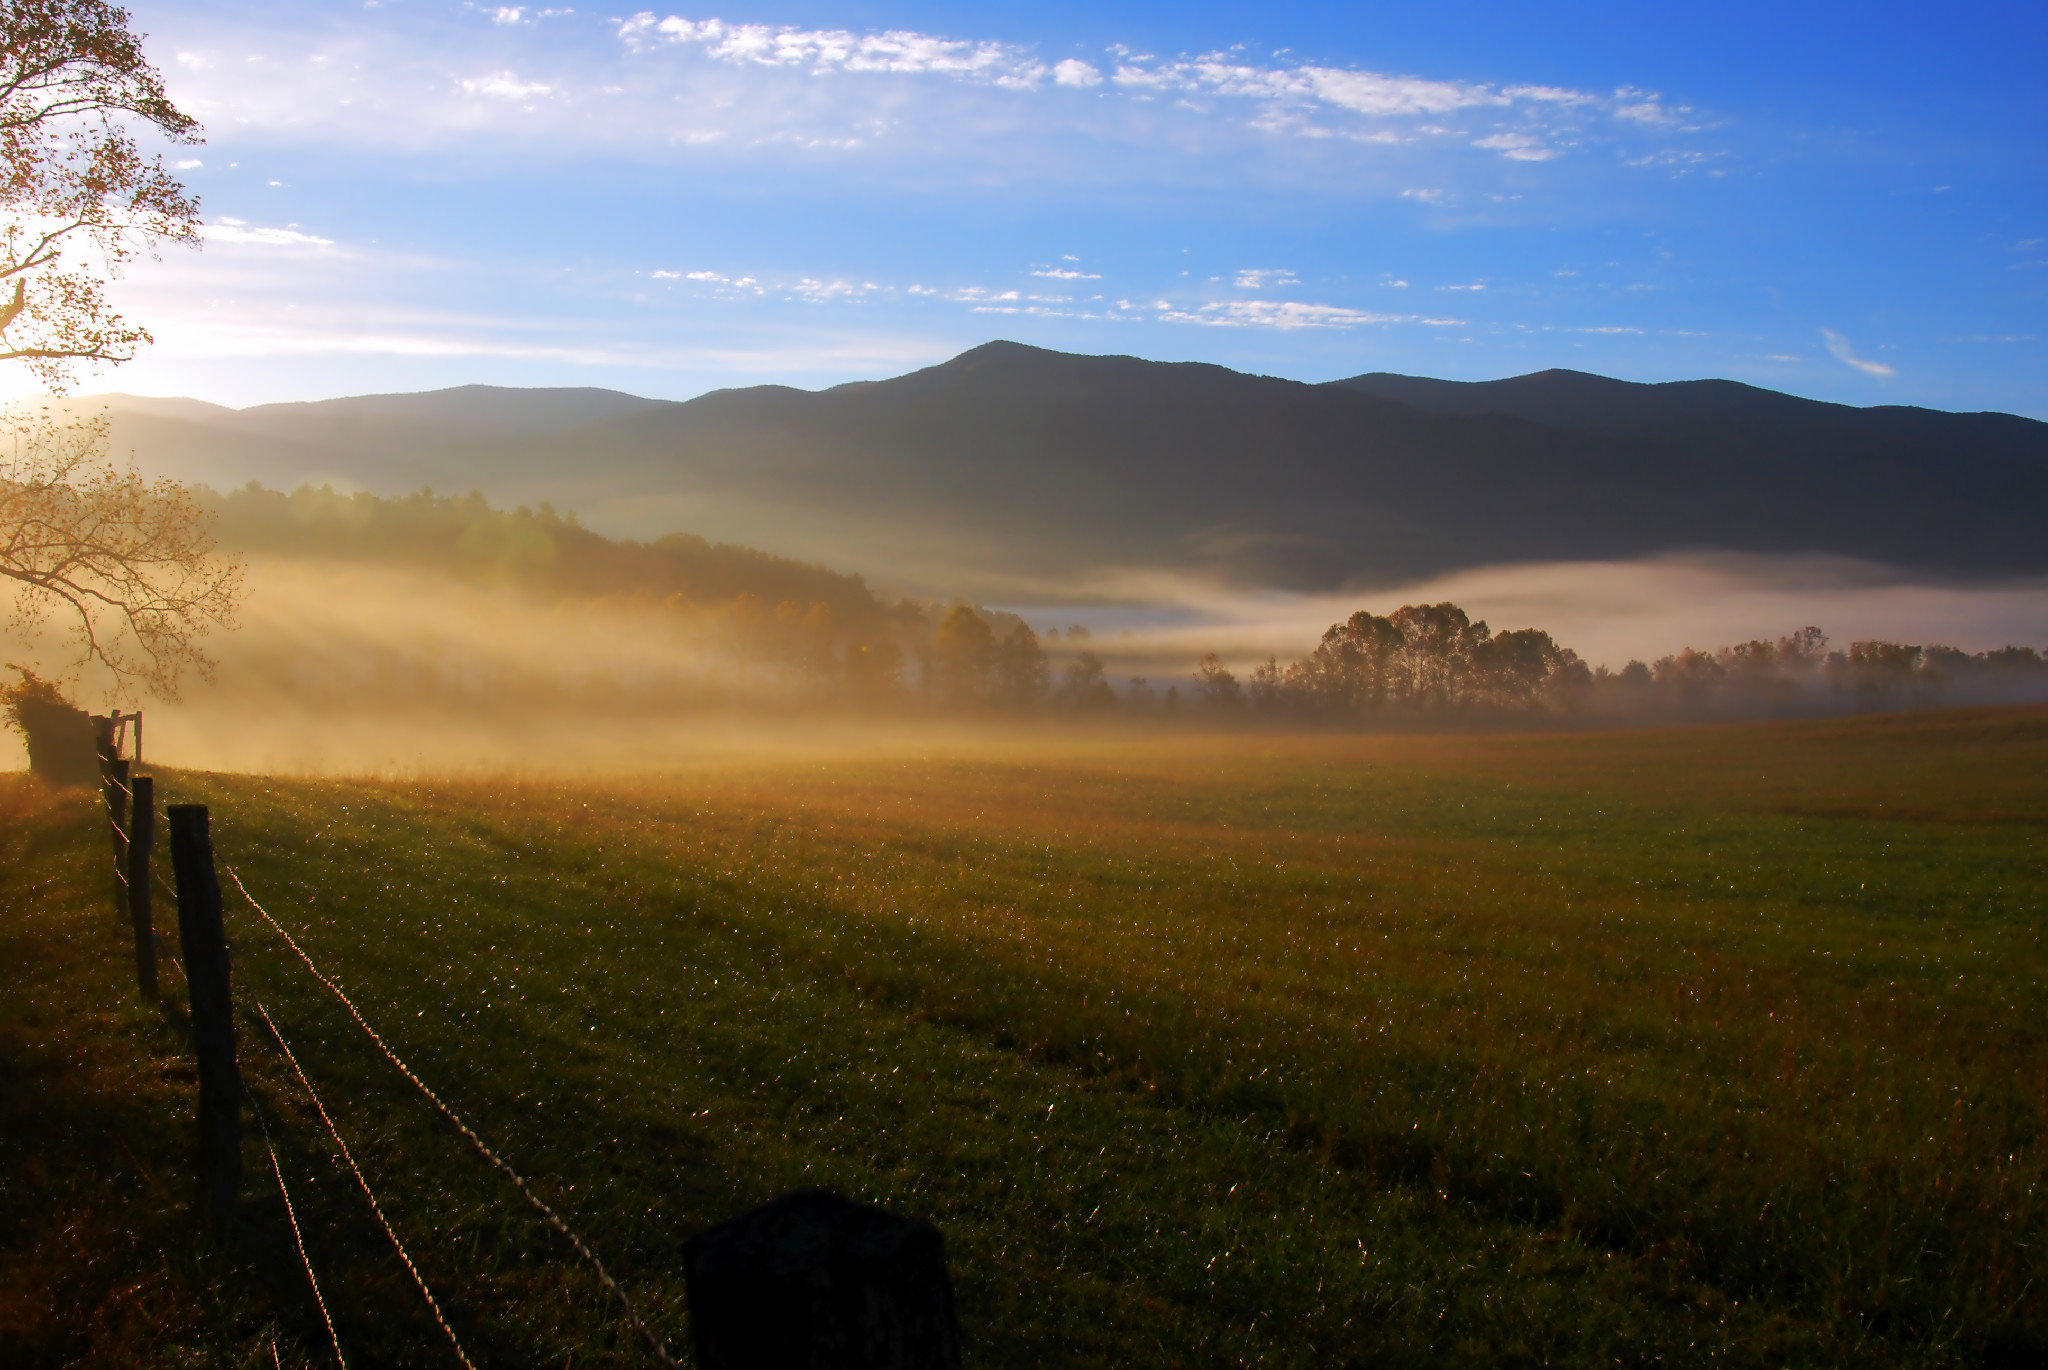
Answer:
top-left (684, 1188), bottom-right (961, 1370)
top-left (169, 804), bottom-right (241, 1225)
top-left (128, 775), bottom-right (157, 998)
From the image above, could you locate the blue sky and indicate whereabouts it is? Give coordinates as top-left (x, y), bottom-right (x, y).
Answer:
top-left (63, 0), bottom-right (2048, 413)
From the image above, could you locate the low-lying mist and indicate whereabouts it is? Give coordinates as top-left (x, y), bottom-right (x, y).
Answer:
top-left (1037, 553), bottom-right (2048, 675)
top-left (8, 533), bottom-right (2048, 778)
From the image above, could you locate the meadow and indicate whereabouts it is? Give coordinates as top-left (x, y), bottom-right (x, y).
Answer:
top-left (4, 708), bottom-right (2046, 1367)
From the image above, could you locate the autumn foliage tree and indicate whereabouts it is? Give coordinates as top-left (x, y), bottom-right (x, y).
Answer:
top-left (1, 0), bottom-right (201, 387)
top-left (0, 2), bottom-right (234, 706)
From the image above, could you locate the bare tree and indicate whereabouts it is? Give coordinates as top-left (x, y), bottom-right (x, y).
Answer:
top-left (2, 0), bottom-right (201, 390)
top-left (2, 408), bottom-right (239, 696)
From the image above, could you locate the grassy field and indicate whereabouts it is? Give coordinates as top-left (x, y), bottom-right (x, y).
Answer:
top-left (4, 708), bottom-right (2047, 1367)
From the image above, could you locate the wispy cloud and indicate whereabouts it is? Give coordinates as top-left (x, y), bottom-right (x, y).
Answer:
top-left (1823, 328), bottom-right (1895, 377)
top-left (460, 71), bottom-right (553, 100)
top-left (202, 218), bottom-right (337, 248)
top-left (1472, 131), bottom-right (1562, 162)
top-left (1233, 268), bottom-right (1298, 289)
top-left (1155, 299), bottom-right (1460, 330)
top-left (150, 8), bottom-right (1715, 198)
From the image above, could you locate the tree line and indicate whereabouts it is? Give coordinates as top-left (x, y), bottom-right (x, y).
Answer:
top-left (170, 488), bottom-right (2048, 720)
top-left (1182, 611), bottom-right (2048, 723)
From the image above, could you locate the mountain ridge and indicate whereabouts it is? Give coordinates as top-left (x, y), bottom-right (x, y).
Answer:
top-left (73, 342), bottom-right (2048, 595)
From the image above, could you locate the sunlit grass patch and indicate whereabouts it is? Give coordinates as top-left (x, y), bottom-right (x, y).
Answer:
top-left (5, 706), bottom-right (2046, 1365)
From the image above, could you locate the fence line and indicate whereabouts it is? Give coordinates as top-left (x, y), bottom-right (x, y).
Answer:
top-left (253, 995), bottom-right (478, 1370)
top-left (223, 862), bottom-right (683, 1370)
top-left (244, 1071), bottom-right (347, 1370)
top-left (100, 776), bottom-right (682, 1368)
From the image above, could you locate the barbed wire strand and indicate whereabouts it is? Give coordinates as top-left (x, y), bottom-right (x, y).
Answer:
top-left (223, 862), bottom-right (682, 1370)
top-left (150, 870), bottom-right (189, 984)
top-left (244, 1067), bottom-right (348, 1369)
top-left (132, 814), bottom-right (329, 1366)
top-left (252, 995), bottom-right (479, 1370)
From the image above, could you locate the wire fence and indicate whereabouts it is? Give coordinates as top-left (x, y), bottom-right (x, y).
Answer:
top-left (97, 769), bottom-right (684, 1370)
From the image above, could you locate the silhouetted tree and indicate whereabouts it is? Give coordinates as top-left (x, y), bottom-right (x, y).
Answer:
top-left (1285, 609), bottom-right (1402, 710)
top-left (1469, 627), bottom-right (1587, 709)
top-left (1193, 652), bottom-right (1242, 710)
top-left (1, 410), bottom-right (238, 695)
top-left (993, 621), bottom-right (1047, 709)
top-left (934, 605), bottom-right (996, 704)
top-left (1247, 657), bottom-right (1283, 711)
top-left (1060, 650), bottom-right (1114, 710)
top-left (1385, 602), bottom-right (1488, 707)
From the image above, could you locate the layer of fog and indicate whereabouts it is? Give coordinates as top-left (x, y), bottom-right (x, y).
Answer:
top-left (1012, 552), bottom-right (2048, 677)
top-left (6, 551), bottom-right (2048, 777)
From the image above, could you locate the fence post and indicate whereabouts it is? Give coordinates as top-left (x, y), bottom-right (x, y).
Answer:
top-left (684, 1188), bottom-right (961, 1370)
top-left (128, 775), bottom-right (157, 998)
top-left (169, 804), bottom-right (241, 1225)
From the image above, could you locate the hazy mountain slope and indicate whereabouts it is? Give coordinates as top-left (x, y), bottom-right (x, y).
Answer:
top-left (521, 343), bottom-right (1731, 587)
top-left (86, 384), bottom-right (673, 495)
top-left (81, 345), bottom-right (2048, 594)
top-left (229, 384), bottom-right (670, 441)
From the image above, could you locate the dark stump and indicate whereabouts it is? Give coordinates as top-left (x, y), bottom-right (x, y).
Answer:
top-left (684, 1189), bottom-right (960, 1370)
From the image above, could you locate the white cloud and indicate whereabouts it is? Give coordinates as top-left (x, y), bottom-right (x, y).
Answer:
top-left (598, 15), bottom-right (1679, 160)
top-left (1822, 328), bottom-right (1895, 377)
top-left (1157, 299), bottom-right (1459, 330)
top-left (1614, 102), bottom-right (1673, 124)
top-left (1612, 88), bottom-right (1682, 125)
top-left (1233, 268), bottom-right (1298, 289)
top-left (175, 159), bottom-right (204, 169)
top-left (1032, 266), bottom-right (1100, 279)
top-left (492, 6), bottom-right (527, 23)
top-left (203, 218), bottom-right (336, 248)
top-left (792, 277), bottom-right (883, 302)
top-left (1472, 131), bottom-right (1560, 161)
top-left (1401, 187), bottom-right (1447, 203)
top-left (146, 9), bottom-right (1710, 196)
top-left (1115, 55), bottom-right (1513, 118)
top-left (461, 72), bottom-right (552, 99)
top-left (619, 14), bottom-right (1030, 82)
top-left (1501, 84), bottom-right (1593, 104)
top-left (661, 269), bottom-right (763, 291)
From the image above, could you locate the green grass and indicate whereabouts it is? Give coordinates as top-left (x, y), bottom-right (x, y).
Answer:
top-left (5, 707), bottom-right (2047, 1366)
